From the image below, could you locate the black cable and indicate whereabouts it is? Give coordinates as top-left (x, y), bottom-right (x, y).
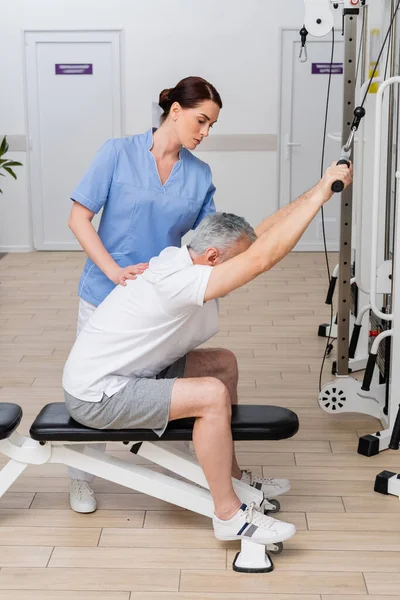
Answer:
top-left (360, 0), bottom-right (400, 107)
top-left (318, 27), bottom-right (335, 393)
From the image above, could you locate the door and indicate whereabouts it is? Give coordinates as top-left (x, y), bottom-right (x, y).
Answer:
top-left (25, 30), bottom-right (122, 250)
top-left (279, 30), bottom-right (344, 251)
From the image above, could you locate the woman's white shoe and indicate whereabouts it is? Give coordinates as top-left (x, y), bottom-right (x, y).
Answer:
top-left (69, 480), bottom-right (97, 513)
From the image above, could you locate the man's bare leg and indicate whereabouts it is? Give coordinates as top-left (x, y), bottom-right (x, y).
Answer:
top-left (168, 376), bottom-right (241, 519)
top-left (184, 348), bottom-right (242, 479)
top-left (183, 348), bottom-right (292, 504)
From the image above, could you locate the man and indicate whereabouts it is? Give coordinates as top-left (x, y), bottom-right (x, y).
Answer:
top-left (63, 162), bottom-right (352, 545)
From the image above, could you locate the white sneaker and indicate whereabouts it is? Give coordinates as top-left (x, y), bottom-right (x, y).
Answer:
top-left (69, 480), bottom-right (97, 513)
top-left (240, 470), bottom-right (291, 498)
top-left (213, 502), bottom-right (296, 545)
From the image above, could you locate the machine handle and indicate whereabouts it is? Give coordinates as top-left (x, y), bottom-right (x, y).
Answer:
top-left (325, 275), bottom-right (338, 305)
top-left (361, 352), bottom-right (377, 391)
top-left (348, 323), bottom-right (362, 359)
top-left (389, 404), bottom-right (400, 450)
top-left (331, 159), bottom-right (350, 193)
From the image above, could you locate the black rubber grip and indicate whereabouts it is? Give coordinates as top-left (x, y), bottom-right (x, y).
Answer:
top-left (389, 404), bottom-right (400, 450)
top-left (325, 275), bottom-right (337, 305)
top-left (348, 324), bottom-right (362, 359)
top-left (361, 353), bottom-right (377, 391)
top-left (331, 159), bottom-right (350, 193)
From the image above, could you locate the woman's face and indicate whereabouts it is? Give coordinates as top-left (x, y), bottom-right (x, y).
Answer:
top-left (172, 100), bottom-right (220, 150)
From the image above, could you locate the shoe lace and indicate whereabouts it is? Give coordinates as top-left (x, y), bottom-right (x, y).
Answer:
top-left (254, 477), bottom-right (276, 484)
top-left (73, 480), bottom-right (94, 500)
top-left (243, 470), bottom-right (280, 486)
top-left (243, 501), bottom-right (276, 530)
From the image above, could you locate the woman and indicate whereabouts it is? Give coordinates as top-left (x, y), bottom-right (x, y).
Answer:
top-left (67, 76), bottom-right (222, 512)
top-left (70, 76), bottom-right (221, 333)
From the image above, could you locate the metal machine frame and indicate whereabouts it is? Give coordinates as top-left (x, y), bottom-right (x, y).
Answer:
top-left (302, 1), bottom-right (400, 495)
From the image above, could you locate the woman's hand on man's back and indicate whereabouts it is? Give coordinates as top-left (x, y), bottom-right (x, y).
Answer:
top-left (111, 263), bottom-right (149, 286)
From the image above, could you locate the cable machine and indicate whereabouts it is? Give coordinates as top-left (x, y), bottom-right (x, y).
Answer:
top-left (300, 0), bottom-right (400, 498)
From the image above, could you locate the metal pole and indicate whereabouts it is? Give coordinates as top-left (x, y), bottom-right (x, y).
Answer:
top-left (385, 0), bottom-right (397, 264)
top-left (380, 0), bottom-right (398, 341)
top-left (361, 3), bottom-right (368, 83)
top-left (337, 10), bottom-right (359, 376)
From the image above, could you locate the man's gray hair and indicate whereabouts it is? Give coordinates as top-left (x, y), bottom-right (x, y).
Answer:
top-left (189, 212), bottom-right (257, 256)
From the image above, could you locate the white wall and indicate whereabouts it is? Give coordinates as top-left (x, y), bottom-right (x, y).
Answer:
top-left (0, 0), bottom-right (312, 251)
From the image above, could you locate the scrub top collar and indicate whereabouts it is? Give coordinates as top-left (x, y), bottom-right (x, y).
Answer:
top-left (146, 127), bottom-right (182, 162)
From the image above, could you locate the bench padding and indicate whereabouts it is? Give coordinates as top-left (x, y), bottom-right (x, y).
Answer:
top-left (29, 402), bottom-right (299, 442)
top-left (0, 403), bottom-right (23, 440)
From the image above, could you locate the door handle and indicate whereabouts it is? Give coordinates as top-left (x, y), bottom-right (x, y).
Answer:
top-left (328, 132), bottom-right (342, 142)
top-left (285, 135), bottom-right (301, 160)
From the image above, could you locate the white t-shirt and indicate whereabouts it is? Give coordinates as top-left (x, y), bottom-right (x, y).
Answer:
top-left (62, 246), bottom-right (219, 401)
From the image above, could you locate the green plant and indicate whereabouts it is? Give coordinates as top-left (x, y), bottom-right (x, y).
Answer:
top-left (0, 136), bottom-right (22, 194)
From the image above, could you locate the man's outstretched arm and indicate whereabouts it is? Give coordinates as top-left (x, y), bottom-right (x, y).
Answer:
top-left (254, 182), bottom-right (320, 237)
top-left (204, 162), bottom-right (353, 302)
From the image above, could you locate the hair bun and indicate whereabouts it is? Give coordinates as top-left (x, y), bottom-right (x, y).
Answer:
top-left (159, 87), bottom-right (173, 111)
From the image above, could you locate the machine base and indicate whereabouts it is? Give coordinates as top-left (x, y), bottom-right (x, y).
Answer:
top-left (358, 434), bottom-right (380, 457)
top-left (374, 470), bottom-right (400, 497)
top-left (233, 542), bottom-right (274, 573)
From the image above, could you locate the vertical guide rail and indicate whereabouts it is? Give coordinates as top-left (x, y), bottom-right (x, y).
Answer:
top-left (384, 0), bottom-right (398, 267)
top-left (337, 12), bottom-right (359, 376)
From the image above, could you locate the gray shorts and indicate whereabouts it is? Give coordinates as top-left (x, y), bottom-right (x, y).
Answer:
top-left (64, 355), bottom-right (187, 437)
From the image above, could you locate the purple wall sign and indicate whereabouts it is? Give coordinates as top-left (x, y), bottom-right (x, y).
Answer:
top-left (312, 62), bottom-right (343, 75)
top-left (55, 63), bottom-right (93, 75)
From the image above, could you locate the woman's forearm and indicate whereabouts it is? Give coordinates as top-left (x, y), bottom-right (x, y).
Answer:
top-left (69, 213), bottom-right (118, 281)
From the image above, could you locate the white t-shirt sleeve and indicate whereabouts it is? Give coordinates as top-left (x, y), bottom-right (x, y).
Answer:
top-left (160, 264), bottom-right (213, 316)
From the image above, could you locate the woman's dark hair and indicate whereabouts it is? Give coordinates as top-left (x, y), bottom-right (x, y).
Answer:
top-left (158, 76), bottom-right (222, 123)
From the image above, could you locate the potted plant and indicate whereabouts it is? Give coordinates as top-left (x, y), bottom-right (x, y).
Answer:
top-left (0, 136), bottom-right (22, 193)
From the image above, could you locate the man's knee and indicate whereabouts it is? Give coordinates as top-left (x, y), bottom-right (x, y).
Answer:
top-left (202, 377), bottom-right (232, 417)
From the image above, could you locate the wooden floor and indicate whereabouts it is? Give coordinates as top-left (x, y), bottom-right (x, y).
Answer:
top-left (0, 250), bottom-right (399, 599)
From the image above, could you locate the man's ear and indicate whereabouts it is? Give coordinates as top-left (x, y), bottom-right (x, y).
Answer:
top-left (204, 247), bottom-right (220, 266)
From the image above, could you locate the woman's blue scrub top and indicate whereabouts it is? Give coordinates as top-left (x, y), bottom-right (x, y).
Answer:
top-left (71, 128), bottom-right (216, 306)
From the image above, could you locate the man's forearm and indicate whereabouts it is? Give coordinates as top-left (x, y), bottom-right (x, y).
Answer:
top-left (253, 186), bottom-right (327, 272)
top-left (255, 182), bottom-right (320, 237)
